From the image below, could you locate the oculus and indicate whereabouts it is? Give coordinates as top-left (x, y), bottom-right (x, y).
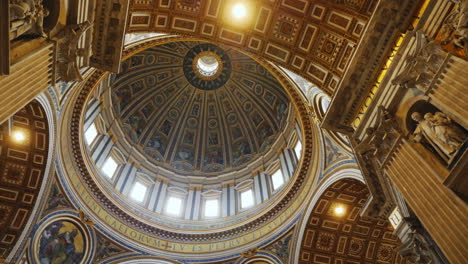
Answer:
top-left (183, 43), bottom-right (231, 91)
top-left (195, 52), bottom-right (221, 78)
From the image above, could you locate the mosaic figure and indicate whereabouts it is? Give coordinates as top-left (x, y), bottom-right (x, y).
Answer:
top-left (38, 221), bottom-right (84, 264)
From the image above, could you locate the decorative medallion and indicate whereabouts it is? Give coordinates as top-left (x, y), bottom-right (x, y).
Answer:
top-left (33, 216), bottom-right (92, 264)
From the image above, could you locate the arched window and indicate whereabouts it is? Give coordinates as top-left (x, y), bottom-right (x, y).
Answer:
top-left (240, 189), bottom-right (254, 209)
top-left (129, 181), bottom-right (148, 203)
top-left (84, 123), bottom-right (98, 145)
top-left (271, 169), bottom-right (285, 191)
top-left (165, 196), bottom-right (183, 217)
top-left (294, 140), bottom-right (302, 160)
top-left (102, 156), bottom-right (118, 179)
top-left (204, 199), bottom-right (219, 218)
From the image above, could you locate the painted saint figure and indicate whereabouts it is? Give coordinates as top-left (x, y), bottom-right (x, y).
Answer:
top-left (38, 221), bottom-right (84, 264)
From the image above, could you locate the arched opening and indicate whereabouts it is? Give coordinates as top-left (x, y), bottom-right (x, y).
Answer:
top-left (298, 178), bottom-right (411, 264)
top-left (406, 100), bottom-right (467, 165)
top-left (0, 100), bottom-right (50, 257)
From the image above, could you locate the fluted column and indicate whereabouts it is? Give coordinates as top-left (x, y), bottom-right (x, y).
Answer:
top-left (222, 182), bottom-right (235, 217)
top-left (91, 135), bottom-right (114, 167)
top-left (120, 165), bottom-right (138, 196)
top-left (115, 163), bottom-right (136, 192)
top-left (253, 172), bottom-right (269, 204)
top-left (385, 139), bottom-right (468, 263)
top-left (428, 55), bottom-right (468, 129)
top-left (154, 179), bottom-right (168, 214)
top-left (184, 185), bottom-right (201, 220)
top-left (0, 39), bottom-right (55, 124)
top-left (280, 149), bottom-right (295, 179)
top-left (84, 99), bottom-right (101, 130)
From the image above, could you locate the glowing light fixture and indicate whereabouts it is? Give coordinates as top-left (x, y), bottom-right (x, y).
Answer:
top-left (12, 130), bottom-right (26, 143)
top-left (232, 2), bottom-right (247, 19)
top-left (334, 205), bottom-right (346, 216)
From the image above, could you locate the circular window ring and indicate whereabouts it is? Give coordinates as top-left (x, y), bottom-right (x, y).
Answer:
top-left (194, 51), bottom-right (223, 79)
top-left (183, 43), bottom-right (232, 91)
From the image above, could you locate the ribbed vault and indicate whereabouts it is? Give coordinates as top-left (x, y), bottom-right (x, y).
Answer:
top-left (128, 0), bottom-right (376, 94)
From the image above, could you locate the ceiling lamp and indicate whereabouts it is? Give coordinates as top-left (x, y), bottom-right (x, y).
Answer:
top-left (12, 130), bottom-right (26, 143)
top-left (333, 204), bottom-right (346, 217)
top-left (232, 2), bottom-right (247, 19)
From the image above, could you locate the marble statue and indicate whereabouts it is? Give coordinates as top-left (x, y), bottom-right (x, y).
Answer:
top-left (55, 21), bottom-right (92, 82)
top-left (9, 0), bottom-right (49, 39)
top-left (411, 111), bottom-right (466, 161)
top-left (392, 32), bottom-right (445, 91)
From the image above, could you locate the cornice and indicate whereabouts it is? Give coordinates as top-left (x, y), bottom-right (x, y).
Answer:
top-left (322, 0), bottom-right (422, 134)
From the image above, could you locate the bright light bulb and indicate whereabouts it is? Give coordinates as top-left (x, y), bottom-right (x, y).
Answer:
top-left (232, 3), bottom-right (247, 19)
top-left (334, 205), bottom-right (345, 216)
top-left (12, 131), bottom-right (26, 142)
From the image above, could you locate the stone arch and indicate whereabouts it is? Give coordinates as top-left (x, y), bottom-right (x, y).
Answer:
top-left (235, 251), bottom-right (283, 264)
top-left (0, 97), bottom-right (54, 261)
top-left (292, 168), bottom-right (363, 261)
top-left (110, 257), bottom-right (181, 264)
top-left (127, 0), bottom-right (377, 95)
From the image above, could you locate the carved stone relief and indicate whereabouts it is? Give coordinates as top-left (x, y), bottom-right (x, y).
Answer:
top-left (392, 32), bottom-right (446, 92)
top-left (9, 0), bottom-right (49, 40)
top-left (353, 107), bottom-right (401, 219)
top-left (54, 21), bottom-right (92, 82)
top-left (396, 219), bottom-right (449, 264)
top-left (438, 0), bottom-right (468, 58)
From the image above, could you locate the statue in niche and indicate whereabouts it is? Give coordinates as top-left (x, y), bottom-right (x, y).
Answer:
top-left (411, 111), bottom-right (466, 162)
top-left (9, 0), bottom-right (49, 40)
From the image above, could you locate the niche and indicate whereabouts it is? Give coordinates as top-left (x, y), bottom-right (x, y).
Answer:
top-left (407, 101), bottom-right (468, 202)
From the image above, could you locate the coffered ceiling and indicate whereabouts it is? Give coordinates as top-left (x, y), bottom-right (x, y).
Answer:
top-left (0, 101), bottom-right (49, 258)
top-left (127, 0), bottom-right (377, 95)
top-left (299, 178), bottom-right (412, 264)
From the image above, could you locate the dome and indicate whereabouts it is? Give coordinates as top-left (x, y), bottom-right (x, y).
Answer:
top-left (109, 41), bottom-right (291, 179)
top-left (79, 40), bottom-right (305, 232)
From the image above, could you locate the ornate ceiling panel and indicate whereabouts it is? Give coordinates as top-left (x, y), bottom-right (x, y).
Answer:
top-left (111, 41), bottom-right (290, 176)
top-left (299, 178), bottom-right (412, 264)
top-left (0, 101), bottom-right (49, 257)
top-left (127, 0), bottom-right (377, 95)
